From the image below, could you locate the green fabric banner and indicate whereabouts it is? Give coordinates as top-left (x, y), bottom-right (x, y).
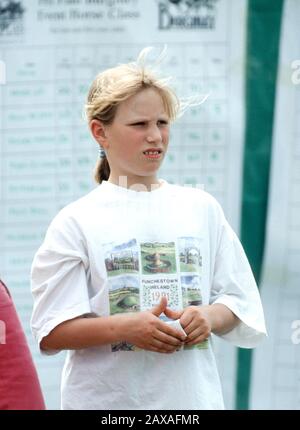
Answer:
top-left (236, 0), bottom-right (284, 410)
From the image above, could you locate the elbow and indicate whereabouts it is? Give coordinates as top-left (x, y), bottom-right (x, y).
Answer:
top-left (40, 329), bottom-right (62, 352)
top-left (40, 335), bottom-right (52, 351)
top-left (38, 317), bottom-right (84, 352)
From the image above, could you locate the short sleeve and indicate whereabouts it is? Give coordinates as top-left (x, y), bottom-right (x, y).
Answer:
top-left (30, 209), bottom-right (92, 354)
top-left (209, 203), bottom-right (267, 348)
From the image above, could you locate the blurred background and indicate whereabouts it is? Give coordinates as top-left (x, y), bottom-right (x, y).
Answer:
top-left (0, 0), bottom-right (299, 409)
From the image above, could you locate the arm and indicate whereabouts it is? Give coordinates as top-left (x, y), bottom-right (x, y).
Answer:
top-left (202, 303), bottom-right (240, 335)
top-left (41, 297), bottom-right (187, 353)
top-left (165, 304), bottom-right (240, 346)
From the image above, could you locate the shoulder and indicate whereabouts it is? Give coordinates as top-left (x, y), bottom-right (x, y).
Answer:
top-left (48, 187), bottom-right (101, 232)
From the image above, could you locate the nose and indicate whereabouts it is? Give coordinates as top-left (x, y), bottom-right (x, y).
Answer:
top-left (146, 124), bottom-right (162, 143)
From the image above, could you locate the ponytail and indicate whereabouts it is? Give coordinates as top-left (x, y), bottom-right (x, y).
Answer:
top-left (94, 156), bottom-right (110, 184)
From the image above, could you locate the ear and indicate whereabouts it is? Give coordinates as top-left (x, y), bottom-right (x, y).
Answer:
top-left (90, 119), bottom-right (108, 148)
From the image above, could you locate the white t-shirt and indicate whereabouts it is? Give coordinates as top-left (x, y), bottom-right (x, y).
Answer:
top-left (31, 179), bottom-right (267, 410)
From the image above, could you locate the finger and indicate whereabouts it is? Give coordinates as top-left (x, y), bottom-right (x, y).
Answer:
top-left (182, 319), bottom-right (201, 337)
top-left (158, 322), bottom-right (187, 341)
top-left (148, 346), bottom-right (162, 353)
top-left (150, 337), bottom-right (179, 353)
top-left (151, 297), bottom-right (168, 317)
top-left (153, 329), bottom-right (184, 347)
top-left (183, 316), bottom-right (209, 338)
top-left (186, 324), bottom-right (211, 342)
top-left (180, 313), bottom-right (194, 330)
top-left (164, 307), bottom-right (183, 320)
top-left (147, 345), bottom-right (173, 354)
top-left (185, 332), bottom-right (210, 345)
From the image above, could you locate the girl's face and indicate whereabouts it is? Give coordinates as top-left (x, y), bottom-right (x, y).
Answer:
top-left (103, 87), bottom-right (170, 186)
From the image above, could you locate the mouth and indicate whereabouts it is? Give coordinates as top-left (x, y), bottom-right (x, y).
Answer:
top-left (143, 149), bottom-right (163, 160)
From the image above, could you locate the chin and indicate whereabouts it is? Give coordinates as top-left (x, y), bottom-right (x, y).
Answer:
top-left (138, 169), bottom-right (160, 177)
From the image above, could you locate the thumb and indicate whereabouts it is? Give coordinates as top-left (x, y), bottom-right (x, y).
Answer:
top-left (151, 296), bottom-right (168, 317)
top-left (164, 307), bottom-right (184, 320)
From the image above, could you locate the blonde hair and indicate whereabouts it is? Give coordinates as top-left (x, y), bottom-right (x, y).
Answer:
top-left (84, 46), bottom-right (207, 184)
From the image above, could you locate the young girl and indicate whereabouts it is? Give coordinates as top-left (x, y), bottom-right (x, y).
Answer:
top-left (31, 48), bottom-right (266, 410)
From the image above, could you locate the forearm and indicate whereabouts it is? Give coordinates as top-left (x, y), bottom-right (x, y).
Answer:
top-left (206, 303), bottom-right (240, 335)
top-left (40, 314), bottom-right (129, 351)
top-left (40, 306), bottom-right (186, 353)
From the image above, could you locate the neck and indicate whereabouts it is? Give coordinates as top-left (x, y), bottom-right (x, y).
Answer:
top-left (107, 174), bottom-right (161, 192)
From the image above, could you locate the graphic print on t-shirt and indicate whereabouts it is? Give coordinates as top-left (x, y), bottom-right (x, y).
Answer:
top-left (104, 238), bottom-right (139, 277)
top-left (108, 276), bottom-right (140, 315)
top-left (141, 241), bottom-right (180, 310)
top-left (180, 274), bottom-right (208, 350)
top-left (141, 241), bottom-right (177, 275)
top-left (103, 236), bottom-right (208, 351)
top-left (181, 275), bottom-right (202, 308)
top-left (179, 237), bottom-right (202, 274)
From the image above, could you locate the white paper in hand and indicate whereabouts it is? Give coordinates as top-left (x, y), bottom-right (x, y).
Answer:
top-left (165, 319), bottom-right (187, 351)
top-left (165, 319), bottom-right (187, 336)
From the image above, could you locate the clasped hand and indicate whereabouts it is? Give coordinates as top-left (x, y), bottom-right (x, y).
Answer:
top-left (124, 297), bottom-right (211, 353)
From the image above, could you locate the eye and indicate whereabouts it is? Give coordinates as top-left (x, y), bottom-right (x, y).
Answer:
top-left (158, 120), bottom-right (169, 126)
top-left (131, 122), bottom-right (145, 126)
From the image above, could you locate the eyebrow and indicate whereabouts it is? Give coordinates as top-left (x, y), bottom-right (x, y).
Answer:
top-left (127, 117), bottom-right (169, 123)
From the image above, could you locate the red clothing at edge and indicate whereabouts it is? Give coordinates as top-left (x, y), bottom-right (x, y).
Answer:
top-left (0, 279), bottom-right (45, 410)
